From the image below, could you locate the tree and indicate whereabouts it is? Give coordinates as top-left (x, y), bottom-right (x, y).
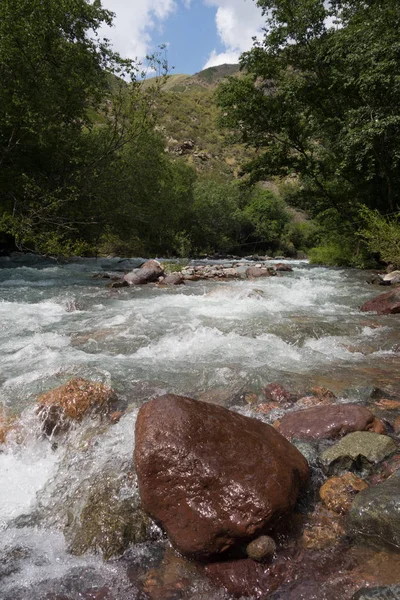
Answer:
top-left (217, 0), bottom-right (400, 222)
top-left (0, 0), bottom-right (163, 255)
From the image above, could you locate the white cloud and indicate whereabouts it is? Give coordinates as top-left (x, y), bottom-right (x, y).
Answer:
top-left (99, 0), bottom-right (178, 63)
top-left (203, 0), bottom-right (264, 69)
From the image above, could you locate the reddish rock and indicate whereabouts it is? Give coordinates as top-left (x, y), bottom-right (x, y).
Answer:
top-left (374, 398), bottom-right (400, 410)
top-left (134, 394), bottom-right (309, 559)
top-left (0, 413), bottom-right (17, 444)
top-left (301, 505), bottom-right (346, 550)
top-left (274, 263), bottom-right (293, 272)
top-left (162, 273), bottom-right (184, 285)
top-left (319, 473), bottom-right (368, 514)
top-left (109, 411), bottom-right (123, 424)
top-left (246, 267), bottom-right (274, 278)
top-left (204, 558), bottom-right (281, 598)
top-left (276, 404), bottom-right (385, 441)
top-left (394, 416), bottom-right (400, 434)
top-left (311, 386), bottom-right (337, 402)
top-left (37, 378), bottom-right (118, 435)
top-left (255, 401), bottom-right (280, 414)
top-left (360, 288), bottom-right (400, 315)
top-left (262, 383), bottom-right (297, 404)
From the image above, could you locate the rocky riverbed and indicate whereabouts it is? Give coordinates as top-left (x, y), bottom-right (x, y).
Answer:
top-left (0, 254), bottom-right (399, 599)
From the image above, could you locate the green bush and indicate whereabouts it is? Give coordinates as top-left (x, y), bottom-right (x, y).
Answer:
top-left (360, 207), bottom-right (400, 269)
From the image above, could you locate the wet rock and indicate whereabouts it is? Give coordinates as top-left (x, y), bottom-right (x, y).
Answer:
top-left (162, 273), bottom-right (184, 285)
top-left (321, 432), bottom-right (397, 475)
top-left (262, 382), bottom-right (297, 404)
top-left (246, 536), bottom-right (276, 562)
top-left (274, 263), bottom-right (293, 272)
top-left (109, 279), bottom-right (129, 289)
top-left (141, 546), bottom-right (201, 600)
top-left (67, 472), bottom-right (150, 559)
top-left (369, 454), bottom-right (400, 486)
top-left (311, 386), bottom-right (337, 402)
top-left (374, 398), bottom-right (400, 411)
top-left (394, 416), bottom-right (400, 434)
top-left (0, 413), bottom-right (17, 444)
top-left (37, 378), bottom-right (118, 436)
top-left (246, 266), bottom-right (275, 278)
top-left (204, 557), bottom-right (281, 598)
top-left (277, 404), bottom-right (384, 442)
top-left (124, 266), bottom-right (163, 285)
top-left (360, 289), bottom-right (400, 315)
top-left (291, 441), bottom-right (320, 467)
top-left (348, 472), bottom-right (400, 552)
top-left (134, 394), bottom-right (309, 559)
top-left (302, 504), bottom-right (346, 550)
top-left (320, 473), bottom-right (368, 514)
top-left (352, 586), bottom-right (400, 599)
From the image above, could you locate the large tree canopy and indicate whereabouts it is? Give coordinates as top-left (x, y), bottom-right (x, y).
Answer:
top-left (217, 0), bottom-right (400, 220)
top-left (0, 0), bottom-right (162, 254)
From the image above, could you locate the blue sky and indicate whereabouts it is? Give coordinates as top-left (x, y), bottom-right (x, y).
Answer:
top-left (100, 0), bottom-right (264, 75)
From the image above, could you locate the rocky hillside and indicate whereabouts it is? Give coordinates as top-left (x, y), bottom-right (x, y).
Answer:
top-left (147, 64), bottom-right (254, 177)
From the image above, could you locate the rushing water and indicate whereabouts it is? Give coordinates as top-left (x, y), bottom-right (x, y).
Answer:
top-left (0, 254), bottom-right (399, 599)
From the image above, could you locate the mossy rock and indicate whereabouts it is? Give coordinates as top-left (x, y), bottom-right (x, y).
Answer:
top-left (67, 472), bottom-right (150, 559)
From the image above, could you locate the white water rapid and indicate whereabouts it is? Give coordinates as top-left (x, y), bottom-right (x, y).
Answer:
top-left (0, 254), bottom-right (399, 599)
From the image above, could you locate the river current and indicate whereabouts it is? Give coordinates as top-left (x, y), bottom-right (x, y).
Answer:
top-left (0, 254), bottom-right (399, 599)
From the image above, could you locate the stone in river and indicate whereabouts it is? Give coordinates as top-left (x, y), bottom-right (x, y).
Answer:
top-left (246, 266), bottom-right (275, 278)
top-left (262, 382), bottom-right (297, 405)
top-left (134, 394), bottom-right (309, 559)
top-left (352, 586), bottom-right (400, 599)
top-left (162, 273), bottom-right (184, 285)
top-left (348, 471), bottom-right (400, 552)
top-left (320, 432), bottom-right (397, 475)
top-left (360, 288), bottom-right (400, 315)
top-left (274, 263), bottom-right (293, 272)
top-left (276, 404), bottom-right (384, 441)
top-left (319, 473), bottom-right (368, 514)
top-left (246, 536), bottom-right (276, 562)
top-left (37, 377), bottom-right (118, 435)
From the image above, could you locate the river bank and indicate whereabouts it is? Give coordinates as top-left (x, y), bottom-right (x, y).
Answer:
top-left (0, 256), bottom-right (399, 599)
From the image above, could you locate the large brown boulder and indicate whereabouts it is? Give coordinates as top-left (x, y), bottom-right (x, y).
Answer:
top-left (134, 394), bottom-right (309, 559)
top-left (37, 377), bottom-right (118, 435)
top-left (360, 288), bottom-right (400, 315)
top-left (276, 404), bottom-right (385, 441)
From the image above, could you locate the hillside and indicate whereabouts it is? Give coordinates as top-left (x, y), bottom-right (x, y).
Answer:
top-left (146, 64), bottom-right (253, 177)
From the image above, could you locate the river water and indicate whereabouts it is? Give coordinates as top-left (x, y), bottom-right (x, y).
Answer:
top-left (0, 255), bottom-right (399, 599)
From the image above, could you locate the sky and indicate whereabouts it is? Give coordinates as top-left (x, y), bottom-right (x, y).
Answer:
top-left (100, 0), bottom-right (265, 75)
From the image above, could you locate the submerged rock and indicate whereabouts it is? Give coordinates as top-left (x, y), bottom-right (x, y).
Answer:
top-left (262, 383), bottom-right (297, 405)
top-left (320, 432), bottom-right (397, 475)
top-left (37, 377), bottom-right (118, 436)
top-left (360, 288), bottom-right (400, 315)
top-left (67, 472), bottom-right (150, 559)
top-left (352, 586), bottom-right (400, 599)
top-left (134, 394), bottom-right (309, 559)
top-left (276, 404), bottom-right (384, 441)
top-left (348, 472), bottom-right (400, 552)
top-left (319, 473), bottom-right (368, 514)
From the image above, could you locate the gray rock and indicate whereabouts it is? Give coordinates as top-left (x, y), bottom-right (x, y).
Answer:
top-left (383, 270), bottom-right (400, 283)
top-left (352, 587), bottom-right (400, 599)
top-left (246, 536), bottom-right (276, 562)
top-left (348, 471), bottom-right (400, 552)
top-left (320, 432), bottom-right (396, 475)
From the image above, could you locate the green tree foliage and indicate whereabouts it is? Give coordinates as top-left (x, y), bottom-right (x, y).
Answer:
top-left (217, 0), bottom-right (400, 262)
top-left (359, 207), bottom-right (400, 269)
top-left (0, 0), bottom-right (169, 255)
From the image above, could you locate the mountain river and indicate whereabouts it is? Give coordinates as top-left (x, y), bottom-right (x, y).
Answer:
top-left (0, 254), bottom-right (399, 599)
